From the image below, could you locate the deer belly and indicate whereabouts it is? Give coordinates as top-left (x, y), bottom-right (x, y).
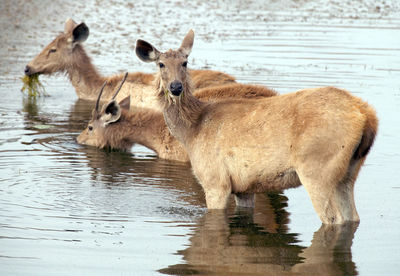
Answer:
top-left (230, 168), bottom-right (301, 194)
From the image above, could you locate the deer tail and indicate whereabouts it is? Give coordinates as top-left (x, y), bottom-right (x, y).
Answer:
top-left (353, 104), bottom-right (378, 160)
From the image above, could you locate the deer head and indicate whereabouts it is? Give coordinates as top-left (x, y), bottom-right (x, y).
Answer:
top-left (135, 30), bottom-right (194, 102)
top-left (77, 73), bottom-right (130, 148)
top-left (25, 18), bottom-right (89, 76)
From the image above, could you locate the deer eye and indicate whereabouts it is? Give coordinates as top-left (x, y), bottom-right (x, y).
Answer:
top-left (49, 48), bottom-right (57, 54)
top-left (182, 61), bottom-right (188, 68)
top-left (159, 62), bottom-right (165, 68)
top-left (88, 126), bottom-right (93, 131)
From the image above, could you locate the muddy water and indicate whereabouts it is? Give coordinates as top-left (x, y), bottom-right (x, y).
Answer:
top-left (1, 0), bottom-right (400, 275)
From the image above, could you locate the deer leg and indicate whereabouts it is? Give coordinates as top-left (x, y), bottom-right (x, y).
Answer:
top-left (296, 170), bottom-right (344, 224)
top-left (193, 167), bottom-right (232, 209)
top-left (333, 177), bottom-right (359, 223)
top-left (333, 159), bottom-right (365, 222)
top-left (298, 167), bottom-right (362, 224)
top-left (204, 186), bottom-right (231, 209)
top-left (234, 193), bottom-right (255, 208)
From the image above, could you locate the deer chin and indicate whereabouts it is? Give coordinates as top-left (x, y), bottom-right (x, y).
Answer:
top-left (171, 92), bottom-right (184, 105)
top-left (161, 87), bottom-right (177, 105)
top-left (34, 71), bottom-right (44, 75)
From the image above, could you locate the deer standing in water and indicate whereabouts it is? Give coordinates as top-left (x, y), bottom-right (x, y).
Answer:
top-left (77, 75), bottom-right (277, 162)
top-left (135, 30), bottom-right (378, 224)
top-left (24, 19), bottom-right (235, 110)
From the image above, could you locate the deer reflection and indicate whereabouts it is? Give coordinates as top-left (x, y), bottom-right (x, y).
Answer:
top-left (292, 223), bottom-right (358, 275)
top-left (160, 193), bottom-right (358, 276)
top-left (76, 137), bottom-right (208, 207)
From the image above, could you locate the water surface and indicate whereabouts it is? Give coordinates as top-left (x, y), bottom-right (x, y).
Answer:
top-left (0, 0), bottom-right (399, 275)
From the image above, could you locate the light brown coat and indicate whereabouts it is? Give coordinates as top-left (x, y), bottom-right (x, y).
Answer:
top-left (77, 82), bottom-right (278, 162)
top-left (135, 30), bottom-right (378, 224)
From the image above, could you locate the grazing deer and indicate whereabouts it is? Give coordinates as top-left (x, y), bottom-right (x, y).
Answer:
top-left (77, 77), bottom-right (277, 162)
top-left (24, 19), bottom-right (235, 108)
top-left (135, 30), bottom-right (378, 224)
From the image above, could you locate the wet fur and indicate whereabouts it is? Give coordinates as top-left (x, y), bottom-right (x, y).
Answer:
top-left (138, 31), bottom-right (378, 224)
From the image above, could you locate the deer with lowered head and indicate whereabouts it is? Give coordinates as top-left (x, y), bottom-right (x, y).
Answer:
top-left (135, 30), bottom-right (378, 224)
top-left (77, 74), bottom-right (278, 162)
top-left (24, 19), bottom-right (235, 109)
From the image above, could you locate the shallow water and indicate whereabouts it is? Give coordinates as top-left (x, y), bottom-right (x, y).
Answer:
top-left (1, 0), bottom-right (400, 275)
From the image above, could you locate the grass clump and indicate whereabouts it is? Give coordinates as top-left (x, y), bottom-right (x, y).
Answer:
top-left (21, 74), bottom-right (46, 97)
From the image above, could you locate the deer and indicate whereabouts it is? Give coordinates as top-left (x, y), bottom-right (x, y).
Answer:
top-left (24, 19), bottom-right (236, 110)
top-left (135, 29), bottom-right (378, 224)
top-left (77, 74), bottom-right (277, 162)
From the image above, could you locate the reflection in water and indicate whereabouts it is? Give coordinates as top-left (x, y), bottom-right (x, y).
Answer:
top-left (22, 97), bottom-right (40, 118)
top-left (68, 98), bottom-right (95, 128)
top-left (293, 223), bottom-right (358, 276)
top-left (78, 143), bottom-right (206, 207)
top-left (18, 97), bottom-right (359, 276)
top-left (160, 193), bottom-right (358, 276)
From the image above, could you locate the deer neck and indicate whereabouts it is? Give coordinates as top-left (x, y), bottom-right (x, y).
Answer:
top-left (66, 45), bottom-right (106, 99)
top-left (120, 109), bottom-right (183, 159)
top-left (157, 77), bottom-right (205, 145)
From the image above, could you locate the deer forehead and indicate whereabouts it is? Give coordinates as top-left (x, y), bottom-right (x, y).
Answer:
top-left (159, 50), bottom-right (187, 64)
top-left (39, 37), bottom-right (59, 53)
top-left (43, 35), bottom-right (70, 52)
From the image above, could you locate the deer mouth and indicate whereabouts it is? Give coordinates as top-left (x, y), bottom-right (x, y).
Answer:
top-left (170, 89), bottom-right (182, 97)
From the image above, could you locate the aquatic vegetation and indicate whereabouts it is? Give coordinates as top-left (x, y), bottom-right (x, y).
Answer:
top-left (21, 74), bottom-right (46, 97)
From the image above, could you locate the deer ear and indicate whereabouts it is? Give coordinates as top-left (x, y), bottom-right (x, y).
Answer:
top-left (72, 23), bottom-right (89, 44)
top-left (179, 29), bottom-right (194, 57)
top-left (135, 39), bottom-right (160, 62)
top-left (100, 100), bottom-right (121, 125)
top-left (64, 18), bottom-right (78, 34)
top-left (119, 96), bottom-right (130, 111)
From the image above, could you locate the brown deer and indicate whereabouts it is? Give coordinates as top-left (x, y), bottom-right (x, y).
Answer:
top-left (135, 30), bottom-right (378, 224)
top-left (24, 19), bottom-right (235, 108)
top-left (77, 78), bottom-right (277, 162)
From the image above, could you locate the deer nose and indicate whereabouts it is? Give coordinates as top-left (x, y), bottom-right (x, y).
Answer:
top-left (169, 81), bottom-right (183, 96)
top-left (24, 65), bottom-right (31, 75)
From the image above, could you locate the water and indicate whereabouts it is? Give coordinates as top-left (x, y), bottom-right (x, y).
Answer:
top-left (1, 0), bottom-right (400, 275)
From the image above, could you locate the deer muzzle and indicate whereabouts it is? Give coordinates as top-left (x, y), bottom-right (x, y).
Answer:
top-left (169, 80), bottom-right (183, 96)
top-left (24, 65), bottom-right (32, 76)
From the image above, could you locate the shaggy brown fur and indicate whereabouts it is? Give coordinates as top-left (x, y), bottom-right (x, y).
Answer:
top-left (194, 83), bottom-right (277, 101)
top-left (25, 19), bottom-right (236, 108)
top-left (77, 81), bottom-right (278, 162)
top-left (190, 70), bottom-right (235, 89)
top-left (135, 30), bottom-right (378, 224)
top-left (78, 103), bottom-right (188, 161)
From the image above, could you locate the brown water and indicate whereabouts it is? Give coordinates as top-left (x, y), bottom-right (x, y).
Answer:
top-left (1, 0), bottom-right (400, 275)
